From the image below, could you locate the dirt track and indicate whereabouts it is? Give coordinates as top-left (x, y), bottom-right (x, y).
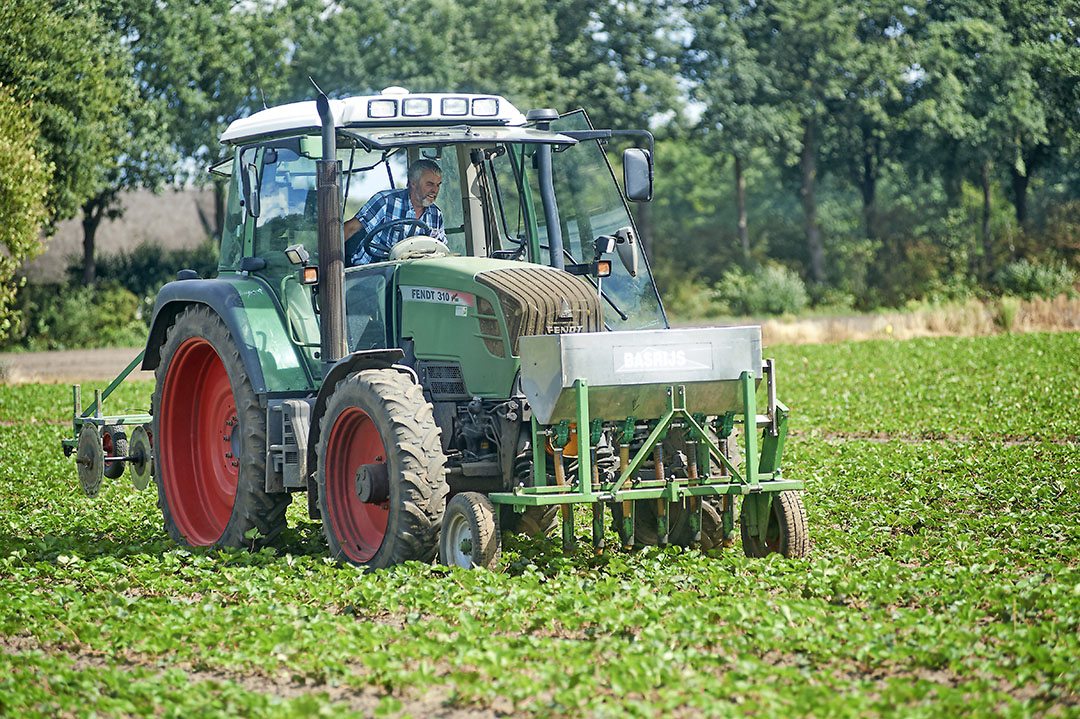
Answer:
top-left (0, 347), bottom-right (155, 384)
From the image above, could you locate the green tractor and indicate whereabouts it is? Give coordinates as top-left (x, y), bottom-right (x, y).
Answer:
top-left (64, 88), bottom-right (807, 569)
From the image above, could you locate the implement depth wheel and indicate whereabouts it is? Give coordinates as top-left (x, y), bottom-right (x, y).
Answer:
top-left (440, 492), bottom-right (500, 570)
top-left (740, 490), bottom-right (809, 559)
top-left (153, 306), bottom-right (290, 548)
top-left (317, 369), bottom-right (447, 570)
top-left (102, 426), bottom-right (128, 480)
top-left (504, 505), bottom-right (559, 538)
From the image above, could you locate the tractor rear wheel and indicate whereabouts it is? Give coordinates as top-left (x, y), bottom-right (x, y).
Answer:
top-left (317, 369), bottom-right (447, 569)
top-left (153, 306), bottom-right (290, 548)
top-left (740, 490), bottom-right (809, 559)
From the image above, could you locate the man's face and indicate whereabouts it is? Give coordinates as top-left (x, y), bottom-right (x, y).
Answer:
top-left (410, 170), bottom-right (442, 209)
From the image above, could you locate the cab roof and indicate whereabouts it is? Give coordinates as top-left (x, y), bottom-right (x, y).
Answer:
top-left (221, 88), bottom-right (529, 145)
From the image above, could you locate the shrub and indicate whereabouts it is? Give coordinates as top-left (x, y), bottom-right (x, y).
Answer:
top-left (713, 264), bottom-right (809, 316)
top-left (991, 259), bottom-right (1078, 300)
top-left (67, 241), bottom-right (219, 324)
top-left (6, 282), bottom-right (146, 351)
top-left (0, 85), bottom-right (49, 342)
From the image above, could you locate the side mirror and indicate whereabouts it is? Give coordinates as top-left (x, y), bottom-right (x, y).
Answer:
top-left (244, 162), bottom-right (261, 218)
top-left (623, 148), bottom-right (652, 202)
top-left (614, 226), bottom-right (639, 277)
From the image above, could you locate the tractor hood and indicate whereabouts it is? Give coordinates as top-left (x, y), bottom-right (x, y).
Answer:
top-left (393, 257), bottom-right (604, 400)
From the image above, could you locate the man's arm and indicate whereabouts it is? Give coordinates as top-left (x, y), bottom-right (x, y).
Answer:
top-left (429, 206), bottom-right (446, 243)
top-left (344, 216), bottom-right (363, 242)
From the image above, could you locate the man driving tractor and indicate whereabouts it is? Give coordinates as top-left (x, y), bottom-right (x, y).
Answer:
top-left (344, 158), bottom-right (446, 265)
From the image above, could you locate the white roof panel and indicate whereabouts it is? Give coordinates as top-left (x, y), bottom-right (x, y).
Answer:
top-left (220, 91), bottom-right (528, 145)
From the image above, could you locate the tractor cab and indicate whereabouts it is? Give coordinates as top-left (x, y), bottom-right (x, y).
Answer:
top-left (211, 91), bottom-right (667, 386)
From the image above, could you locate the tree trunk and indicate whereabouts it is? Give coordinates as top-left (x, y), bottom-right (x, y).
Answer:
top-left (982, 161), bottom-right (993, 278)
top-left (1010, 166), bottom-right (1028, 226)
top-left (861, 138), bottom-right (877, 241)
top-left (800, 119), bottom-right (825, 284)
top-left (734, 154), bottom-right (749, 266)
top-left (81, 199), bottom-right (105, 286)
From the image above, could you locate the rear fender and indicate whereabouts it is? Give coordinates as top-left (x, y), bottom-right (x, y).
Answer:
top-left (142, 278), bottom-right (314, 394)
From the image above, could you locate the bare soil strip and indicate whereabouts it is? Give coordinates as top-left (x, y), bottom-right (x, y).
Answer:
top-left (0, 347), bottom-right (155, 384)
top-left (4, 300), bottom-right (1079, 385)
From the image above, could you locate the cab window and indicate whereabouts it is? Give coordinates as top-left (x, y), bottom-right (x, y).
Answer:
top-left (254, 147), bottom-right (319, 278)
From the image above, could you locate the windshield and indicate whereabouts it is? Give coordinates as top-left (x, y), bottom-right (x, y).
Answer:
top-left (507, 112), bottom-right (667, 330)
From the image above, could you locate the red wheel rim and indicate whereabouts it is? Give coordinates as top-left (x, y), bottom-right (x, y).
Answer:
top-left (159, 337), bottom-right (239, 545)
top-left (102, 432), bottom-right (114, 464)
top-left (325, 407), bottom-right (389, 563)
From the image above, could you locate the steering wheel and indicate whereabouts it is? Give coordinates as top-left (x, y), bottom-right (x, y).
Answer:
top-left (360, 218), bottom-right (434, 262)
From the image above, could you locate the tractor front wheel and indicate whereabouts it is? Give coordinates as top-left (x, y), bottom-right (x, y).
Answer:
top-left (740, 490), bottom-right (809, 559)
top-left (153, 306), bottom-right (290, 548)
top-left (317, 369), bottom-right (447, 569)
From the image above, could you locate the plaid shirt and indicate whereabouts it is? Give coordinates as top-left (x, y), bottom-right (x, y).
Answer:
top-left (349, 188), bottom-right (445, 264)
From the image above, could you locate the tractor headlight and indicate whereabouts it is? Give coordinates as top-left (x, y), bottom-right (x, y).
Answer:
top-left (368, 99), bottom-right (397, 118)
top-left (472, 98), bottom-right (499, 116)
top-left (284, 244), bottom-right (310, 266)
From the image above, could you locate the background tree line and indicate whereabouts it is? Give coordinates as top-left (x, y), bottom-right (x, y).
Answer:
top-left (1, 0), bottom-right (1078, 344)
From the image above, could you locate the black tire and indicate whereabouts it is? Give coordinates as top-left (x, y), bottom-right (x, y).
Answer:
top-left (317, 369), bottom-right (448, 569)
top-left (152, 305), bottom-right (291, 548)
top-left (504, 505), bottom-right (559, 538)
top-left (740, 490), bottom-right (809, 558)
top-left (440, 492), bottom-right (500, 570)
top-left (102, 426), bottom-right (128, 480)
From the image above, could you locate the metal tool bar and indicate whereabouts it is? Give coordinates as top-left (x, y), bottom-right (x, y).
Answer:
top-left (79, 350), bottom-right (146, 418)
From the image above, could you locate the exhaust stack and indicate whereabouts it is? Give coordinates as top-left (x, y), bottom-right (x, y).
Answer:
top-left (315, 91), bottom-right (348, 373)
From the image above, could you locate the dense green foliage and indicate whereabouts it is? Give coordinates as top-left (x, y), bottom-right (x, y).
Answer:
top-left (0, 0), bottom-right (128, 223)
top-left (0, 86), bottom-right (49, 342)
top-left (0, 242), bottom-right (218, 352)
top-left (1, 331), bottom-right (1077, 716)
top-left (992, 259), bottom-right (1079, 300)
top-left (3, 0), bottom-right (1080, 330)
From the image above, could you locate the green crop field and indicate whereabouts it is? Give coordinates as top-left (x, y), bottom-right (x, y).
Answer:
top-left (1, 332), bottom-right (1078, 718)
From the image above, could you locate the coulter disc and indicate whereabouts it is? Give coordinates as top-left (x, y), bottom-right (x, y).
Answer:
top-left (77, 423), bottom-right (104, 498)
top-left (129, 425), bottom-right (153, 491)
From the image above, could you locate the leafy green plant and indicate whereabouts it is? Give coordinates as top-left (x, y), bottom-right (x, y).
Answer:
top-left (713, 264), bottom-right (809, 316)
top-left (1, 331), bottom-right (1078, 718)
top-left (991, 258), bottom-right (1078, 300)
